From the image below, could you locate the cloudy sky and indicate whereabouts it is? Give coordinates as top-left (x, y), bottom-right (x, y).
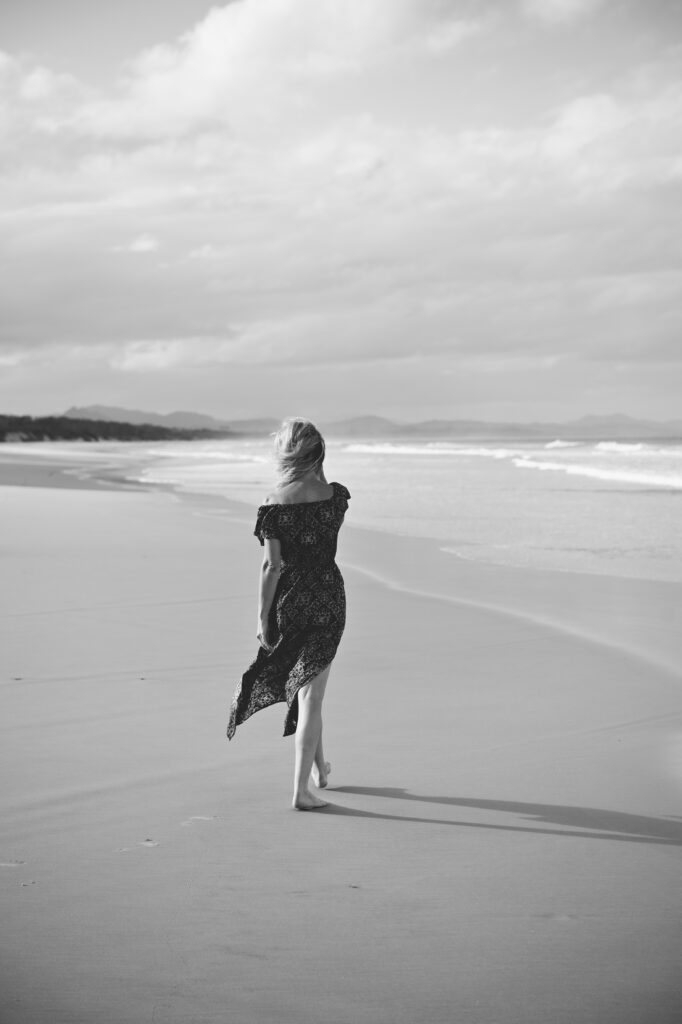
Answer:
top-left (1, 0), bottom-right (680, 422)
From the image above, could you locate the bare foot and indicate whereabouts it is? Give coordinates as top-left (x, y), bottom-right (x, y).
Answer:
top-left (292, 790), bottom-right (329, 811)
top-left (311, 760), bottom-right (331, 789)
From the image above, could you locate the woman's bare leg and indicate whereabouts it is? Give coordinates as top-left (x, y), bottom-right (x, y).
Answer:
top-left (312, 730), bottom-right (331, 789)
top-left (292, 665), bottom-right (331, 810)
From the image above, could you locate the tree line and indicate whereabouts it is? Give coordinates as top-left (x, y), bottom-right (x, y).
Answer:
top-left (0, 414), bottom-right (233, 443)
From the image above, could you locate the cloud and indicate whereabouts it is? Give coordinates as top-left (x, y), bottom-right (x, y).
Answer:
top-left (113, 234), bottom-right (160, 253)
top-left (542, 94), bottom-right (627, 160)
top-left (541, 83), bottom-right (682, 189)
top-left (421, 16), bottom-right (488, 54)
top-left (188, 244), bottom-right (221, 260)
top-left (521, 0), bottom-right (606, 24)
top-left (0, 351), bottom-right (24, 368)
top-left (48, 0), bottom-right (486, 143)
top-left (20, 66), bottom-right (67, 101)
top-left (110, 336), bottom-right (235, 371)
top-left (1, 0), bottom-right (680, 423)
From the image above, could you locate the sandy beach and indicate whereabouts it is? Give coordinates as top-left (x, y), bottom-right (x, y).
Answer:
top-left (1, 451), bottom-right (681, 1024)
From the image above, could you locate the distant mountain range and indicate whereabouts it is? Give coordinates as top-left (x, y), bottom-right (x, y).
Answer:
top-left (63, 405), bottom-right (279, 435)
top-left (63, 406), bottom-right (682, 441)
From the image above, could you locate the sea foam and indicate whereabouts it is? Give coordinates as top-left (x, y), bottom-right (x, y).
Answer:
top-left (512, 456), bottom-right (682, 490)
top-left (595, 441), bottom-right (647, 453)
top-left (343, 442), bottom-right (516, 459)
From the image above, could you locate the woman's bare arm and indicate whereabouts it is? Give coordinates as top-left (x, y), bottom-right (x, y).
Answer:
top-left (257, 536), bottom-right (282, 647)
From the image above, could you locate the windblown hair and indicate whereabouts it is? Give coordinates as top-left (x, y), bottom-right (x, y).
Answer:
top-left (273, 417), bottom-right (326, 485)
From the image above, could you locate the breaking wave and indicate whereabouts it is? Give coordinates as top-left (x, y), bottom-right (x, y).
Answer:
top-left (595, 442), bottom-right (647, 453)
top-left (343, 442), bottom-right (517, 459)
top-left (512, 457), bottom-right (682, 489)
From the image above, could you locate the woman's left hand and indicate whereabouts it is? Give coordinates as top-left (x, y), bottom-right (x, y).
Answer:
top-left (257, 623), bottom-right (276, 651)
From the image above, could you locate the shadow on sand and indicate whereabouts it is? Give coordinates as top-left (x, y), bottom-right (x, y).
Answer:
top-left (321, 786), bottom-right (682, 846)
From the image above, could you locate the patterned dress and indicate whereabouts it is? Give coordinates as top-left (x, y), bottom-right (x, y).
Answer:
top-left (227, 481), bottom-right (350, 739)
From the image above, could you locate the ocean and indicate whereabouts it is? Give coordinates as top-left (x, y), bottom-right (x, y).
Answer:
top-left (89, 435), bottom-right (682, 585)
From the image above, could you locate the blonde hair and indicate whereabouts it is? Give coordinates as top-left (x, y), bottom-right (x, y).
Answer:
top-left (273, 417), bottom-right (326, 485)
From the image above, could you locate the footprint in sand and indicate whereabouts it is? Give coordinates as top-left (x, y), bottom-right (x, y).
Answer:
top-left (181, 815), bottom-right (217, 828)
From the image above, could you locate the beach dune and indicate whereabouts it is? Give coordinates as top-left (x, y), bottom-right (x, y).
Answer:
top-left (1, 457), bottom-right (681, 1024)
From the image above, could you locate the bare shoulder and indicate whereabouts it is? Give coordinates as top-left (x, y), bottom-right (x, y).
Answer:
top-left (264, 486), bottom-right (293, 505)
top-left (267, 480), bottom-right (335, 505)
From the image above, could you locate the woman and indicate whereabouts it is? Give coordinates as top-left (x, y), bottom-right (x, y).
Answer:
top-left (227, 417), bottom-right (350, 811)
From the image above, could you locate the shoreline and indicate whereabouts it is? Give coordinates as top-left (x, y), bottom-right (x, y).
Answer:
top-left (2, 446), bottom-right (681, 681)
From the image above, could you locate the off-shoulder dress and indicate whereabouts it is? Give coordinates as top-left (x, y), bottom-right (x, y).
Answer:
top-left (227, 481), bottom-right (350, 739)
